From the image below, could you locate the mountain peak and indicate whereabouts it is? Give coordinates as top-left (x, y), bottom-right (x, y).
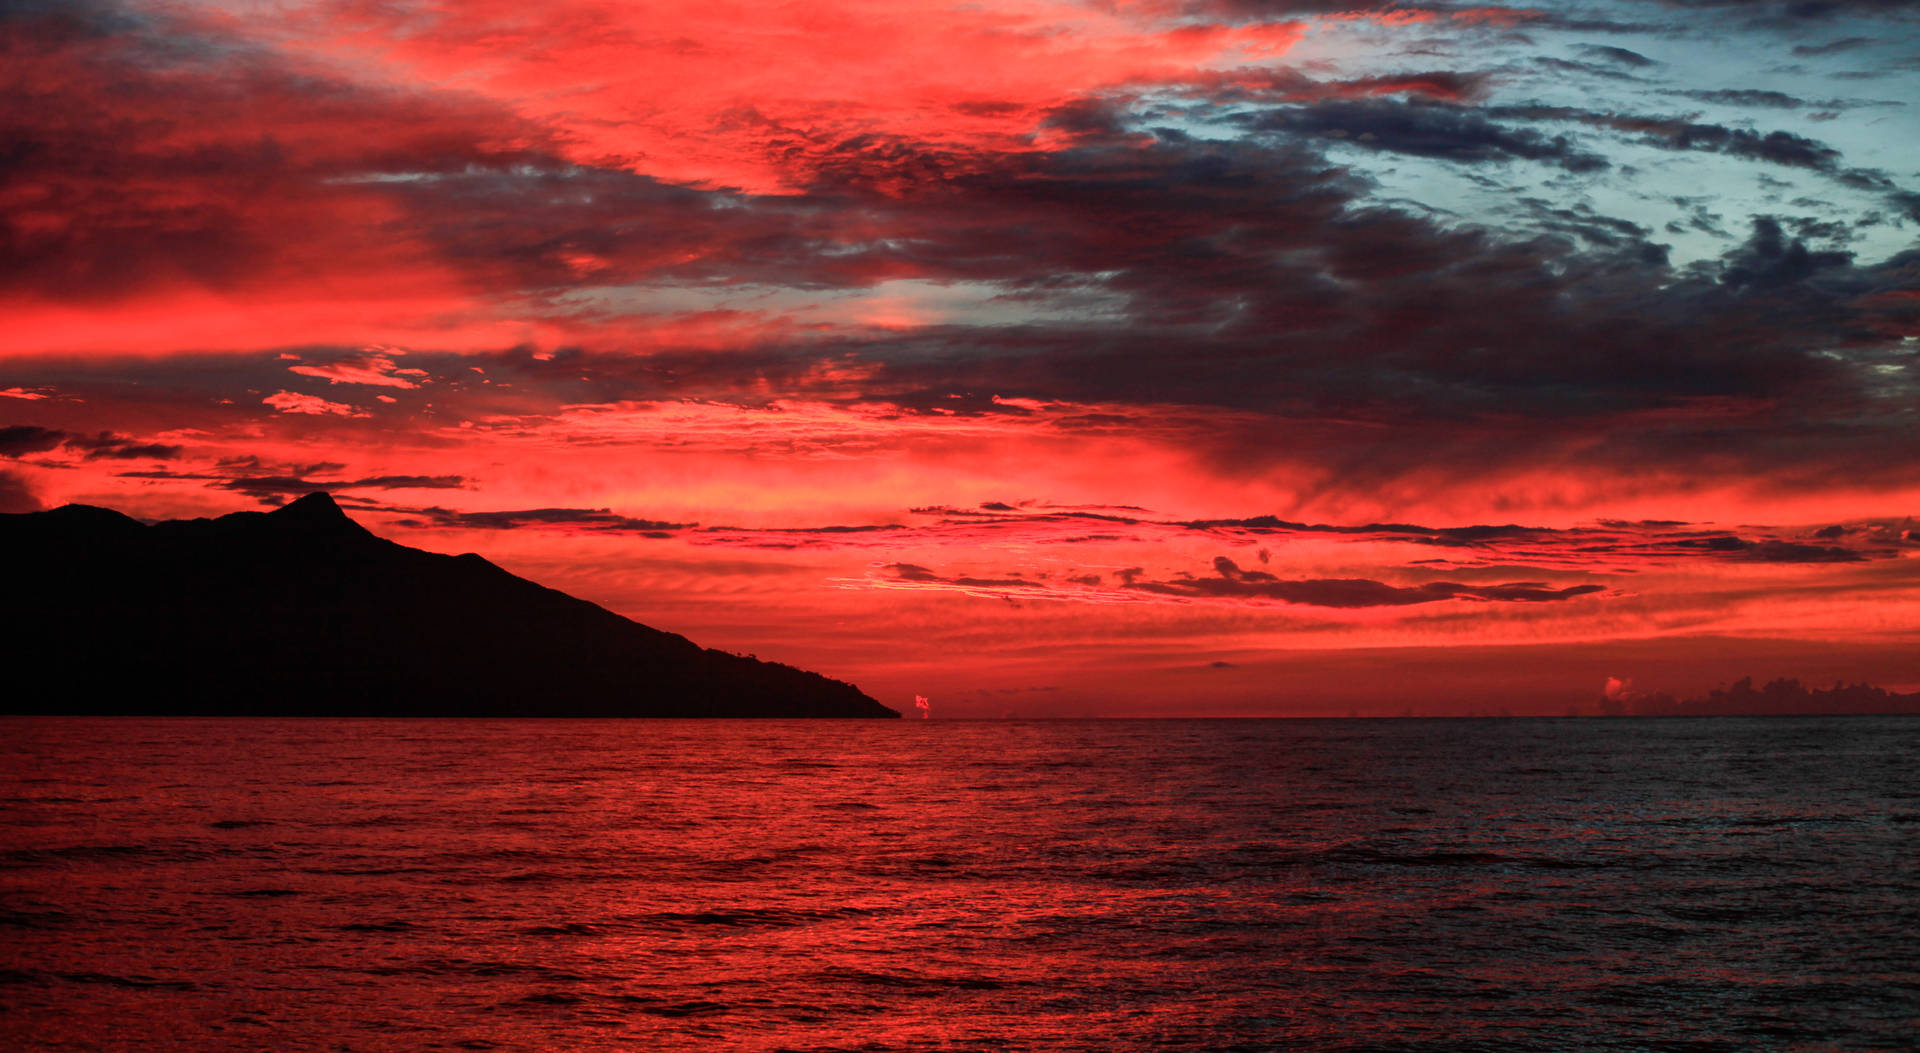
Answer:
top-left (266, 492), bottom-right (369, 536)
top-left (274, 491), bottom-right (346, 518)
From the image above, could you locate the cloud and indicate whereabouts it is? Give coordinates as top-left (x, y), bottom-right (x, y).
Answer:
top-left (1248, 99), bottom-right (1610, 171)
top-left (878, 562), bottom-right (1032, 589)
top-left (1577, 44), bottom-right (1658, 68)
top-left (1654, 0), bottom-right (1920, 24)
top-left (1718, 216), bottom-right (1855, 288)
top-left (1735, 540), bottom-right (1870, 563)
top-left (263, 392), bottom-right (366, 417)
top-left (218, 474), bottom-right (467, 499)
top-left (855, 552), bottom-right (1610, 610)
top-left (5, 0), bottom-right (1907, 492)
top-left (1153, 514), bottom-right (1909, 572)
top-left (0, 469), bottom-right (41, 513)
top-left (1666, 89), bottom-right (1815, 109)
top-left (1122, 556), bottom-right (1608, 607)
top-left (62, 432), bottom-right (184, 460)
top-left (1662, 125), bottom-right (1842, 170)
top-left (1491, 105), bottom-right (1880, 181)
top-left (0, 425), bottom-right (180, 460)
top-left (1176, 67), bottom-right (1494, 105)
top-left (286, 349), bottom-right (430, 389)
top-left (0, 0), bottom-right (557, 314)
top-left (1792, 36), bottom-right (1877, 56)
top-left (3, 0), bottom-right (1918, 723)
top-left (399, 506), bottom-right (692, 535)
top-left (0, 425), bottom-right (66, 457)
top-left (257, 491), bottom-right (1915, 572)
top-left (104, 459), bottom-right (470, 503)
top-left (1, 0), bottom-right (1915, 531)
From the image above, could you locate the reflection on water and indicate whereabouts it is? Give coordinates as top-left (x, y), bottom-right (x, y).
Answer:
top-left (3, 717), bottom-right (1916, 1050)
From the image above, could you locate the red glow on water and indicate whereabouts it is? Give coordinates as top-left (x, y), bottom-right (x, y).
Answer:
top-left (5, 718), bottom-right (1914, 1049)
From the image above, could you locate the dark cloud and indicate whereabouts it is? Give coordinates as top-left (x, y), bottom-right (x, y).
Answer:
top-left (3, 0), bottom-right (1915, 507)
top-left (1666, 125), bottom-right (1842, 168)
top-left (1248, 99), bottom-right (1611, 171)
top-left (1125, 557), bottom-right (1607, 607)
top-left (0, 426), bottom-right (180, 460)
top-left (1577, 44), bottom-right (1658, 67)
top-left (1737, 539), bottom-right (1870, 562)
top-left (458, 160), bottom-right (1914, 481)
top-left (1672, 534), bottom-right (1751, 553)
top-left (62, 432), bottom-right (184, 460)
top-left (1792, 36), bottom-right (1878, 55)
top-left (0, 0), bottom-right (560, 303)
top-left (1179, 68), bottom-right (1493, 105)
top-left (347, 475), bottom-right (468, 491)
top-left (1755, 540), bottom-right (1872, 562)
top-left (879, 563), bottom-right (1031, 588)
top-left (400, 506), bottom-right (692, 535)
top-left (1040, 96), bottom-right (1138, 145)
top-left (376, 163), bottom-right (758, 293)
top-left (884, 562), bottom-right (940, 582)
top-left (1516, 198), bottom-right (1665, 257)
top-left (906, 504), bottom-right (1137, 525)
top-left (1491, 105), bottom-right (1871, 176)
top-left (1719, 217), bottom-right (1855, 289)
top-left (1142, 0), bottom-right (1413, 17)
top-left (868, 553), bottom-right (1609, 608)
top-left (1534, 56), bottom-right (1649, 81)
top-left (1178, 515), bottom-right (1542, 544)
top-left (1169, 515), bottom-right (1906, 568)
top-left (1561, 524), bottom-right (1902, 564)
top-left (0, 425), bottom-right (66, 456)
top-left (1651, 0), bottom-right (1920, 24)
top-left (1323, 71), bottom-right (1494, 103)
top-left (1666, 89), bottom-right (1814, 108)
top-left (220, 475), bottom-right (468, 499)
top-left (754, 524), bottom-right (897, 535)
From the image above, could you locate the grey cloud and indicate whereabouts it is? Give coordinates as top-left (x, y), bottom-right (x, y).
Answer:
top-left (220, 475), bottom-right (468, 499)
top-left (1125, 557), bottom-right (1608, 607)
top-left (400, 506), bottom-right (692, 535)
top-left (1578, 44), bottom-right (1658, 67)
top-left (1250, 100), bottom-right (1611, 171)
top-left (1667, 88), bottom-right (1813, 108)
top-left (0, 426), bottom-right (181, 460)
top-left (1793, 36), bottom-right (1878, 55)
top-left (0, 425), bottom-right (66, 457)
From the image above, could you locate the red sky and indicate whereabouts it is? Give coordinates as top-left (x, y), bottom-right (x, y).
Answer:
top-left (4, 0), bottom-right (1919, 714)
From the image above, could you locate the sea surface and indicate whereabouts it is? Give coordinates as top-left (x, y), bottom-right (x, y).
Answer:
top-left (2, 717), bottom-right (1916, 1051)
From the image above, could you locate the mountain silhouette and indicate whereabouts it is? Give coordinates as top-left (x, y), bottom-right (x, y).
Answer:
top-left (2, 493), bottom-right (898, 718)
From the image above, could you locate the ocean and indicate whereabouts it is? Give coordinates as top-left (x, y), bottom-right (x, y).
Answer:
top-left (3, 717), bottom-right (1916, 1051)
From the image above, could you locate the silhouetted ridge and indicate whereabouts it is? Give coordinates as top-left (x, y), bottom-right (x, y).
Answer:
top-left (2, 493), bottom-right (897, 718)
top-left (270, 491), bottom-right (368, 532)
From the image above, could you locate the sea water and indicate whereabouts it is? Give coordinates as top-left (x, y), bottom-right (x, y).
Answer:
top-left (3, 717), bottom-right (1916, 1050)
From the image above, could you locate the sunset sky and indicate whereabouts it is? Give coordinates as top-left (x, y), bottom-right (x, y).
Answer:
top-left (4, 0), bottom-right (1918, 715)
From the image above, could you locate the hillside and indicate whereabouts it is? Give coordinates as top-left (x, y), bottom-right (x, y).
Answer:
top-left (1, 493), bottom-right (898, 718)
